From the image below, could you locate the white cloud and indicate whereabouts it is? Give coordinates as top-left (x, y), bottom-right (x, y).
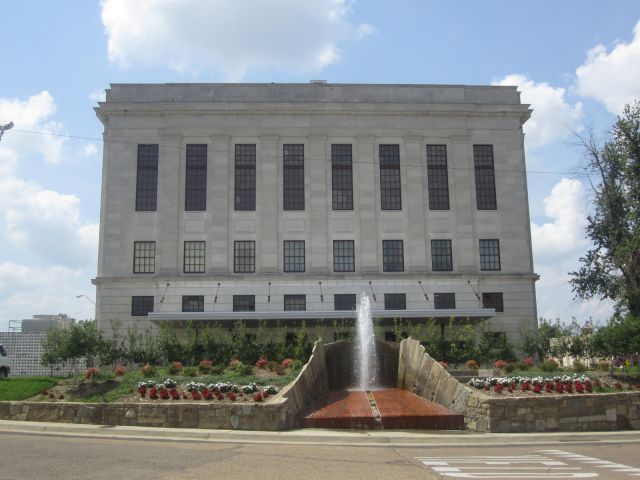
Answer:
top-left (493, 74), bottom-right (583, 150)
top-left (0, 92), bottom-right (98, 328)
top-left (576, 20), bottom-right (640, 114)
top-left (82, 144), bottom-right (99, 157)
top-left (89, 89), bottom-right (106, 103)
top-left (100, 0), bottom-right (374, 80)
top-left (531, 178), bottom-right (588, 257)
top-left (0, 91), bottom-right (66, 164)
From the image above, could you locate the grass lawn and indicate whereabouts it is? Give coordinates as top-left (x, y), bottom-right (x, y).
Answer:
top-left (0, 377), bottom-right (59, 401)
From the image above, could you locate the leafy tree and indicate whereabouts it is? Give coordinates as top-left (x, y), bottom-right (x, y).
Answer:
top-left (570, 101), bottom-right (640, 316)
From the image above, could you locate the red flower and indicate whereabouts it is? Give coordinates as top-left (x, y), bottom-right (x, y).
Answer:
top-left (149, 387), bottom-right (158, 400)
top-left (255, 357), bottom-right (269, 369)
top-left (159, 388), bottom-right (169, 400)
top-left (227, 392), bottom-right (236, 401)
top-left (191, 390), bottom-right (202, 400)
top-left (253, 392), bottom-right (263, 402)
top-left (170, 389), bottom-right (180, 400)
top-left (202, 389), bottom-right (213, 400)
top-left (494, 384), bottom-right (503, 394)
top-left (533, 384), bottom-right (541, 394)
top-left (614, 382), bottom-right (623, 390)
top-left (521, 382), bottom-right (530, 391)
top-left (138, 386), bottom-right (147, 397)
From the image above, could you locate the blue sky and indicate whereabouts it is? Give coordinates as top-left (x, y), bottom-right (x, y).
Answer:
top-left (1, 0), bottom-right (639, 330)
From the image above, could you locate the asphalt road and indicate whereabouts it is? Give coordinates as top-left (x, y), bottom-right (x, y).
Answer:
top-left (1, 429), bottom-right (640, 480)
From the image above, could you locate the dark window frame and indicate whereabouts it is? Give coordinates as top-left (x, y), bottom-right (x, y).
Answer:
top-left (284, 294), bottom-right (306, 311)
top-left (427, 144), bottom-right (450, 210)
top-left (185, 144), bottom-right (207, 211)
top-left (331, 144), bottom-right (353, 210)
top-left (133, 241), bottom-right (155, 274)
top-left (434, 293), bottom-right (456, 309)
top-left (474, 144), bottom-right (497, 210)
top-left (135, 144), bottom-right (159, 211)
top-left (234, 241), bottom-right (256, 273)
top-left (482, 292), bottom-right (504, 312)
top-left (334, 294), bottom-right (356, 311)
top-left (234, 144), bottom-right (256, 211)
top-left (131, 296), bottom-right (154, 316)
top-left (333, 240), bottom-right (355, 272)
top-left (233, 295), bottom-right (255, 312)
top-left (382, 240), bottom-right (404, 272)
top-left (183, 241), bottom-right (206, 273)
top-left (182, 295), bottom-right (204, 312)
top-left (283, 144), bottom-right (305, 210)
top-left (283, 240), bottom-right (305, 273)
top-left (384, 293), bottom-right (406, 310)
top-left (479, 239), bottom-right (501, 271)
top-left (431, 239), bottom-right (453, 272)
top-left (379, 144), bottom-right (402, 210)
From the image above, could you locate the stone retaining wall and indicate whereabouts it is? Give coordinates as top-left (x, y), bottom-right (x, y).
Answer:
top-left (397, 337), bottom-right (640, 432)
top-left (0, 340), bottom-right (329, 430)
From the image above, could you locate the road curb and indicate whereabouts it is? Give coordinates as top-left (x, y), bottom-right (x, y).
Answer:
top-left (1, 420), bottom-right (640, 446)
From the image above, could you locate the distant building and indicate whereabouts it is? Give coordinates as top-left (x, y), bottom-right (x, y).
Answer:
top-left (21, 314), bottom-right (75, 334)
top-left (94, 82), bottom-right (538, 345)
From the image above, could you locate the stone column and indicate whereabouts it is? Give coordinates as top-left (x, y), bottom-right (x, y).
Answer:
top-left (209, 135), bottom-right (230, 274)
top-left (357, 135), bottom-right (378, 274)
top-left (451, 135), bottom-right (475, 271)
top-left (309, 135), bottom-right (328, 273)
top-left (157, 135), bottom-right (181, 275)
top-left (404, 136), bottom-right (428, 272)
top-left (258, 135), bottom-right (279, 273)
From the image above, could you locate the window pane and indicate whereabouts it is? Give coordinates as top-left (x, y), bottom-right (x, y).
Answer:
top-left (384, 293), bottom-right (406, 310)
top-left (234, 241), bottom-right (255, 273)
top-left (284, 240), bottom-right (305, 272)
top-left (332, 144), bottom-right (353, 210)
top-left (379, 144), bottom-right (402, 210)
top-left (184, 241), bottom-right (205, 273)
top-left (135, 144), bottom-right (158, 211)
top-left (333, 240), bottom-right (355, 272)
top-left (185, 144), bottom-right (207, 211)
top-left (482, 292), bottom-right (504, 312)
top-left (131, 296), bottom-right (154, 316)
top-left (182, 295), bottom-right (204, 312)
top-left (434, 293), bottom-right (455, 309)
top-left (283, 144), bottom-right (304, 210)
top-left (233, 295), bottom-right (255, 312)
top-left (334, 294), bottom-right (356, 311)
top-left (474, 145), bottom-right (497, 210)
top-left (383, 240), bottom-right (404, 272)
top-left (235, 144), bottom-right (256, 210)
top-left (431, 239), bottom-right (452, 271)
top-left (427, 145), bottom-right (449, 210)
top-left (133, 241), bottom-right (155, 273)
top-left (284, 294), bottom-right (306, 311)
top-left (479, 239), bottom-right (501, 271)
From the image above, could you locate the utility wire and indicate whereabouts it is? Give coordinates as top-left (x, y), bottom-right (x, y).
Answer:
top-left (11, 128), bottom-right (588, 177)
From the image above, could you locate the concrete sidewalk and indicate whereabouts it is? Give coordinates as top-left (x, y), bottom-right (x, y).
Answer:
top-left (1, 419), bottom-right (640, 447)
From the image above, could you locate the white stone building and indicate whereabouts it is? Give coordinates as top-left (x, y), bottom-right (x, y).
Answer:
top-left (94, 82), bottom-right (537, 346)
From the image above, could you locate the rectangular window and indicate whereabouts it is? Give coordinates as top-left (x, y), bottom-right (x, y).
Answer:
top-left (133, 241), bottom-right (155, 273)
top-left (233, 295), bottom-right (255, 312)
top-left (384, 293), bottom-right (406, 310)
top-left (283, 144), bottom-right (304, 210)
top-left (185, 144), bottom-right (207, 211)
top-left (284, 294), bottom-right (306, 311)
top-left (479, 239), bottom-right (501, 271)
top-left (482, 292), bottom-right (504, 312)
top-left (474, 145), bottom-right (497, 210)
top-left (183, 241), bottom-right (205, 273)
top-left (234, 241), bottom-right (255, 273)
top-left (334, 294), bottom-right (356, 311)
top-left (427, 145), bottom-right (449, 210)
top-left (235, 144), bottom-right (256, 211)
top-left (382, 240), bottom-right (404, 272)
top-left (333, 240), bottom-right (355, 272)
top-left (379, 144), bottom-right (402, 210)
top-left (135, 144), bottom-right (158, 211)
top-left (431, 239), bottom-right (453, 272)
top-left (131, 296), bottom-right (154, 316)
top-left (331, 144), bottom-right (353, 210)
top-left (283, 240), bottom-right (305, 272)
top-left (434, 293), bottom-right (456, 309)
top-left (182, 295), bottom-right (204, 312)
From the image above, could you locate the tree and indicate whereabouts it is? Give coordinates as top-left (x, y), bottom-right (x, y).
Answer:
top-left (570, 101), bottom-right (640, 316)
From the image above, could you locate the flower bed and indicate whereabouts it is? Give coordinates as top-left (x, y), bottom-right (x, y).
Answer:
top-left (136, 378), bottom-right (278, 403)
top-left (468, 374), bottom-right (640, 396)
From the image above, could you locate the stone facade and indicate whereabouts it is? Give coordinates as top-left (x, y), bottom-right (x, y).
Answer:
top-left (397, 338), bottom-right (640, 432)
top-left (94, 83), bottom-right (537, 344)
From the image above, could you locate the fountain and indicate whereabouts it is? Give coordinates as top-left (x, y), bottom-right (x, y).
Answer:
top-left (354, 292), bottom-right (378, 390)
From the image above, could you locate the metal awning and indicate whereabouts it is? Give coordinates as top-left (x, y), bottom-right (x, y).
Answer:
top-left (148, 308), bottom-right (495, 324)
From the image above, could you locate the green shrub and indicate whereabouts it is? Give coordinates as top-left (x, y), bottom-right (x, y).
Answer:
top-left (596, 359), bottom-right (611, 371)
top-left (211, 364), bottom-right (226, 375)
top-left (573, 361), bottom-right (587, 373)
top-left (540, 359), bottom-right (560, 372)
top-left (183, 366), bottom-right (199, 377)
top-left (232, 362), bottom-right (253, 377)
top-left (167, 362), bottom-right (183, 375)
top-left (141, 364), bottom-right (157, 378)
top-left (503, 363), bottom-right (516, 374)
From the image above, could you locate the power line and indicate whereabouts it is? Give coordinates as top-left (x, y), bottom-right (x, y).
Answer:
top-left (10, 128), bottom-right (589, 177)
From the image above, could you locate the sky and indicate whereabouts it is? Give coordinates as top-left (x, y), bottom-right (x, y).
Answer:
top-left (1, 0), bottom-right (639, 331)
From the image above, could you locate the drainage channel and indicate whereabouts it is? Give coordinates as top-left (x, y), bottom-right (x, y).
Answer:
top-left (365, 390), bottom-right (383, 429)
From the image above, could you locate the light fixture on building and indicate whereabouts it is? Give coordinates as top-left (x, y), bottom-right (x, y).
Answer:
top-left (368, 281), bottom-right (377, 302)
top-left (318, 281), bottom-right (324, 303)
top-left (213, 283), bottom-right (220, 311)
top-left (418, 281), bottom-right (429, 301)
